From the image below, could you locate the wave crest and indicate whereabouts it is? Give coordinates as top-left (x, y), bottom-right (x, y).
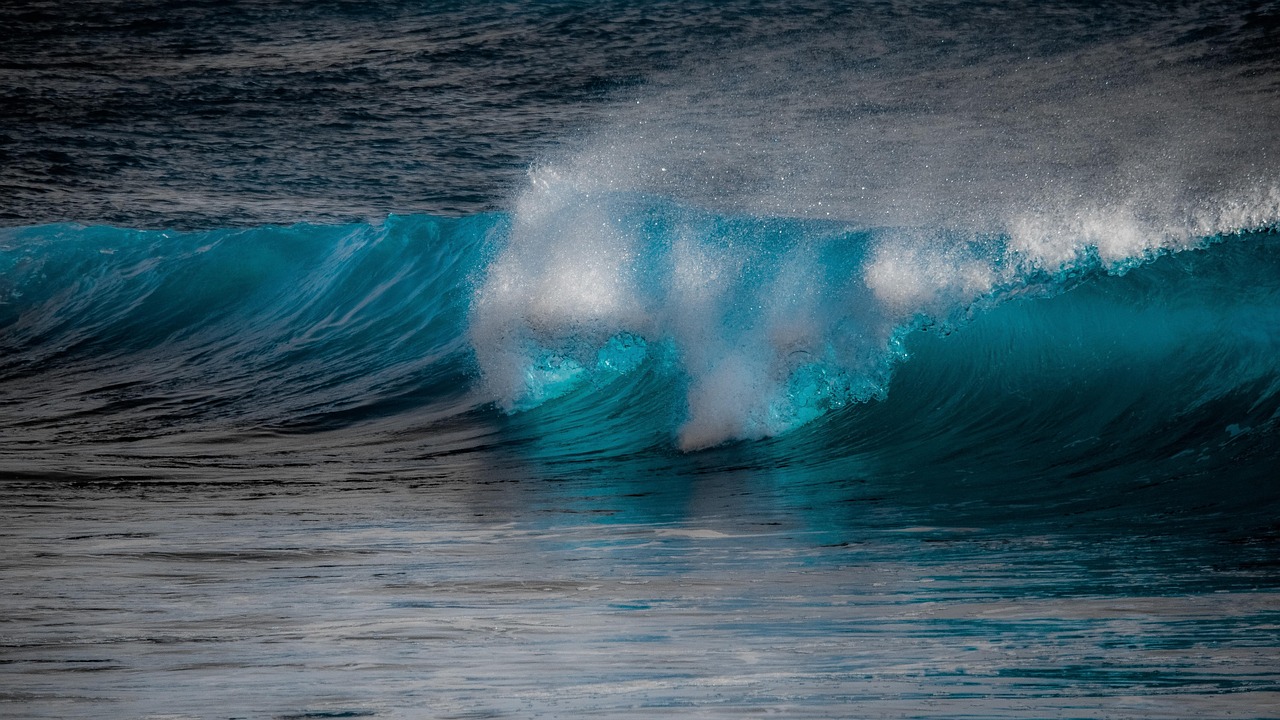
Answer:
top-left (471, 163), bottom-right (1280, 450)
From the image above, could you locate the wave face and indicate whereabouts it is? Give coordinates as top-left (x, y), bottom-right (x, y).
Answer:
top-left (2, 0), bottom-right (1279, 504)
top-left (0, 216), bottom-right (490, 439)
top-left (472, 173), bottom-right (1280, 451)
top-left (3, 210), bottom-right (1279, 497)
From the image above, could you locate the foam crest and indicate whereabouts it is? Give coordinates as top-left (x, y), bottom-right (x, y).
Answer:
top-left (472, 173), bottom-right (1280, 450)
top-left (470, 1), bottom-right (1280, 449)
top-left (470, 168), bottom-right (650, 409)
top-left (472, 192), bottom-right (895, 449)
top-left (863, 233), bottom-right (999, 315)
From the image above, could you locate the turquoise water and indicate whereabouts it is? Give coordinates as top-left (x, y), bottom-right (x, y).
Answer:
top-left (3, 0), bottom-right (1280, 717)
top-left (3, 214), bottom-right (1278, 485)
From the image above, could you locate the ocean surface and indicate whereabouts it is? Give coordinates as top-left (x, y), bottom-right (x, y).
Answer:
top-left (3, 1), bottom-right (1280, 718)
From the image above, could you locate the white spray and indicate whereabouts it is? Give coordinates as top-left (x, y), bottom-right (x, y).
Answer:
top-left (472, 3), bottom-right (1280, 449)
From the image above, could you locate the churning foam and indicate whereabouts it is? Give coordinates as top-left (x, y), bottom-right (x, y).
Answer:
top-left (471, 4), bottom-right (1280, 449)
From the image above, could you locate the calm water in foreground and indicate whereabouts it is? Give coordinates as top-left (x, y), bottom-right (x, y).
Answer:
top-left (3, 473), bottom-right (1278, 719)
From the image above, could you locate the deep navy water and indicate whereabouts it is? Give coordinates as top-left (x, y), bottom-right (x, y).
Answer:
top-left (3, 1), bottom-right (1280, 718)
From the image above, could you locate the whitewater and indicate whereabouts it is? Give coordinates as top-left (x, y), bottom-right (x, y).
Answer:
top-left (3, 1), bottom-right (1280, 718)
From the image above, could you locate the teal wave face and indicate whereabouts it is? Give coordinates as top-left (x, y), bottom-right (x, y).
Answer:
top-left (0, 214), bottom-right (497, 434)
top-left (471, 175), bottom-right (1280, 450)
top-left (1, 210), bottom-right (1278, 489)
top-left (482, 224), bottom-right (1280, 524)
top-left (830, 234), bottom-right (1280, 484)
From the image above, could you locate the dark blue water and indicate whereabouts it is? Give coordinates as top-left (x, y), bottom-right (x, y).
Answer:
top-left (3, 1), bottom-right (1280, 718)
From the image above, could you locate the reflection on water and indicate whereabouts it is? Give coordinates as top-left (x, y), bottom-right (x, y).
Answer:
top-left (2, 475), bottom-right (1277, 719)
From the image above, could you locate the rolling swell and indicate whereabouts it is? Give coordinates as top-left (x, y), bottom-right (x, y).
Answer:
top-left (2, 208), bottom-right (1278, 491)
top-left (826, 232), bottom-right (1280, 487)
top-left (0, 214), bottom-right (492, 440)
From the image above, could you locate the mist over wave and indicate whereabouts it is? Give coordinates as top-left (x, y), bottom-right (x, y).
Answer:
top-left (471, 1), bottom-right (1280, 448)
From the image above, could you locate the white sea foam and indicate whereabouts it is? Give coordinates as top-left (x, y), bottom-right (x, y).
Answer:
top-left (472, 5), bottom-right (1280, 449)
